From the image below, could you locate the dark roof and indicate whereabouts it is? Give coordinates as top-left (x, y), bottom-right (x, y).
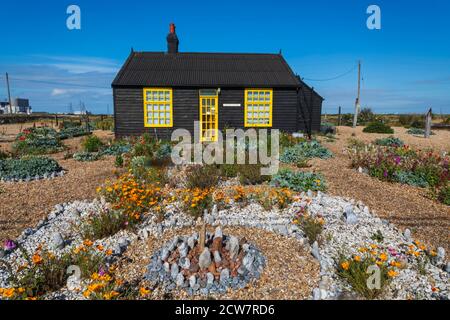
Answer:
top-left (112, 52), bottom-right (302, 88)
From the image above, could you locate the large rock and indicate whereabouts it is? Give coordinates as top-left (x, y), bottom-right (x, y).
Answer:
top-left (170, 263), bottom-right (179, 280)
top-left (189, 275), bottom-right (196, 289)
top-left (220, 268), bottom-right (230, 284)
top-left (214, 226), bottom-right (223, 239)
top-left (229, 236), bottom-right (240, 260)
top-left (50, 232), bottom-right (65, 250)
top-left (199, 248), bottom-right (212, 269)
top-left (178, 242), bottom-right (188, 258)
top-left (176, 273), bottom-right (184, 287)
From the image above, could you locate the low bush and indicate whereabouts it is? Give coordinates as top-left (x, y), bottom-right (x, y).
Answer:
top-left (238, 164), bottom-right (269, 185)
top-left (81, 209), bottom-right (136, 240)
top-left (185, 165), bottom-right (220, 189)
top-left (82, 135), bottom-right (104, 153)
top-left (180, 188), bottom-right (213, 218)
top-left (0, 156), bottom-right (63, 180)
top-left (100, 143), bottom-right (132, 156)
top-left (0, 244), bottom-right (105, 299)
top-left (0, 149), bottom-right (9, 160)
top-left (12, 127), bottom-right (63, 155)
top-left (293, 207), bottom-right (324, 244)
top-left (73, 152), bottom-right (103, 162)
top-left (348, 143), bottom-right (449, 204)
top-left (374, 136), bottom-right (404, 148)
top-left (337, 252), bottom-right (392, 299)
top-left (98, 174), bottom-right (168, 217)
top-left (271, 169), bottom-right (326, 192)
top-left (218, 163), bottom-right (239, 178)
top-left (438, 185), bottom-right (450, 205)
top-left (281, 140), bottom-right (332, 164)
top-left (363, 122), bottom-right (394, 134)
top-left (358, 108), bottom-right (376, 125)
top-left (406, 127), bottom-right (435, 136)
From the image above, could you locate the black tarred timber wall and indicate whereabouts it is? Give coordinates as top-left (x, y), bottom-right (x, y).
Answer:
top-left (113, 87), bottom-right (322, 139)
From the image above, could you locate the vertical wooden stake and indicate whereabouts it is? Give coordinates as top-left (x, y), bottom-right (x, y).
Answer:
top-left (425, 108), bottom-right (432, 138)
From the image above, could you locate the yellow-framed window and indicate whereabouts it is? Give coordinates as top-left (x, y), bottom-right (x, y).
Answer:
top-left (244, 89), bottom-right (273, 127)
top-left (143, 88), bottom-right (173, 128)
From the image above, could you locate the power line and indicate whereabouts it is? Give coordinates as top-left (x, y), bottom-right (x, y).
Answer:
top-left (302, 64), bottom-right (358, 82)
top-left (0, 76), bottom-right (110, 89)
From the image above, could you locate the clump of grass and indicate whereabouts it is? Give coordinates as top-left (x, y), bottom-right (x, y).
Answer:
top-left (185, 165), bottom-right (220, 189)
top-left (238, 164), bottom-right (269, 185)
top-left (370, 230), bottom-right (384, 243)
top-left (80, 209), bottom-right (135, 241)
top-left (82, 135), bottom-right (104, 152)
top-left (293, 208), bottom-right (324, 244)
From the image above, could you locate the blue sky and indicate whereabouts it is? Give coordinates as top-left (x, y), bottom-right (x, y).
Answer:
top-left (0, 0), bottom-right (449, 114)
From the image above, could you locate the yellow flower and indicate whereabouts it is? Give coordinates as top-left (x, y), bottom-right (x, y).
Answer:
top-left (353, 255), bottom-right (361, 262)
top-left (32, 254), bottom-right (43, 265)
top-left (2, 288), bottom-right (16, 298)
top-left (83, 239), bottom-right (93, 247)
top-left (139, 287), bottom-right (151, 297)
top-left (413, 251), bottom-right (420, 257)
top-left (103, 290), bottom-right (120, 300)
top-left (379, 253), bottom-right (388, 262)
top-left (358, 247), bottom-right (368, 253)
top-left (105, 249), bottom-right (113, 256)
top-left (96, 244), bottom-right (104, 251)
top-left (341, 261), bottom-right (350, 271)
top-left (83, 290), bottom-right (91, 298)
top-left (388, 270), bottom-right (399, 278)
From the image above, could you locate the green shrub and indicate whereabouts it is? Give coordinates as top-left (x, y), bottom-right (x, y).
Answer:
top-left (281, 141), bottom-right (332, 164)
top-left (374, 136), bottom-right (404, 148)
top-left (58, 126), bottom-right (90, 139)
top-left (12, 127), bottom-right (63, 155)
top-left (238, 164), bottom-right (269, 185)
top-left (337, 253), bottom-right (391, 299)
top-left (406, 127), bottom-right (435, 136)
top-left (279, 132), bottom-right (306, 148)
top-left (95, 118), bottom-right (114, 131)
top-left (1, 245), bottom-right (105, 298)
top-left (115, 154), bottom-right (124, 167)
top-left (218, 163), bottom-right (239, 178)
top-left (81, 209), bottom-right (135, 240)
top-left (0, 149), bottom-right (9, 160)
top-left (82, 135), bottom-right (104, 152)
top-left (186, 165), bottom-right (220, 189)
top-left (393, 171), bottom-right (429, 188)
top-left (358, 108), bottom-right (376, 125)
top-left (438, 185), bottom-right (450, 205)
top-left (73, 151), bottom-right (102, 162)
top-left (363, 122), bottom-right (394, 134)
top-left (0, 156), bottom-right (63, 180)
top-left (293, 208), bottom-right (324, 244)
top-left (100, 142), bottom-right (132, 156)
top-left (271, 169), bottom-right (326, 192)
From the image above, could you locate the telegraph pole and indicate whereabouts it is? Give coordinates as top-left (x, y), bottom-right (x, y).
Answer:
top-left (352, 61), bottom-right (361, 128)
top-left (5, 73), bottom-right (13, 114)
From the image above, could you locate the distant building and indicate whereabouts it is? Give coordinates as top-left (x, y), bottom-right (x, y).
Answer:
top-left (0, 98), bottom-right (32, 114)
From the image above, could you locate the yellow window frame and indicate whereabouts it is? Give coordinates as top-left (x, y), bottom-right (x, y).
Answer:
top-left (199, 94), bottom-right (219, 142)
top-left (143, 88), bottom-right (173, 128)
top-left (244, 89), bottom-right (273, 127)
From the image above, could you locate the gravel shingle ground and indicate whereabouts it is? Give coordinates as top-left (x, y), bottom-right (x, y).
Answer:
top-left (311, 126), bottom-right (450, 253)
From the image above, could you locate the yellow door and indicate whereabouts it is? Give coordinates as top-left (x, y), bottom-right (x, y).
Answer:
top-left (199, 94), bottom-right (218, 142)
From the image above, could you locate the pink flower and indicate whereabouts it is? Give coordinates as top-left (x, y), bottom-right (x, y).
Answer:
top-left (4, 239), bottom-right (16, 251)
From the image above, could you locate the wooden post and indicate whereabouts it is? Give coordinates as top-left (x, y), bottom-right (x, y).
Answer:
top-left (425, 108), bottom-right (432, 138)
top-left (338, 106), bottom-right (342, 126)
top-left (353, 61), bottom-right (361, 128)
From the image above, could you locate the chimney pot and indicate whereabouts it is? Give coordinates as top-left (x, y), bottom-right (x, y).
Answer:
top-left (167, 23), bottom-right (179, 54)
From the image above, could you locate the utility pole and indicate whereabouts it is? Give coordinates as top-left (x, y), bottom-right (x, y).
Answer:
top-left (425, 108), bottom-right (432, 139)
top-left (352, 61), bottom-right (361, 128)
top-left (5, 73), bottom-right (13, 114)
top-left (338, 106), bottom-right (342, 126)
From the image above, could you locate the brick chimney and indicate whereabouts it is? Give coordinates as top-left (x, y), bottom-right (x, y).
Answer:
top-left (167, 23), bottom-right (179, 54)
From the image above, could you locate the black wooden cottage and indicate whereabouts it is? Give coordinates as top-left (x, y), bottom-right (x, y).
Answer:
top-left (112, 24), bottom-right (323, 141)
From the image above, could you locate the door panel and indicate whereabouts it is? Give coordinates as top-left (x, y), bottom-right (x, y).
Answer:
top-left (199, 94), bottom-right (218, 142)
